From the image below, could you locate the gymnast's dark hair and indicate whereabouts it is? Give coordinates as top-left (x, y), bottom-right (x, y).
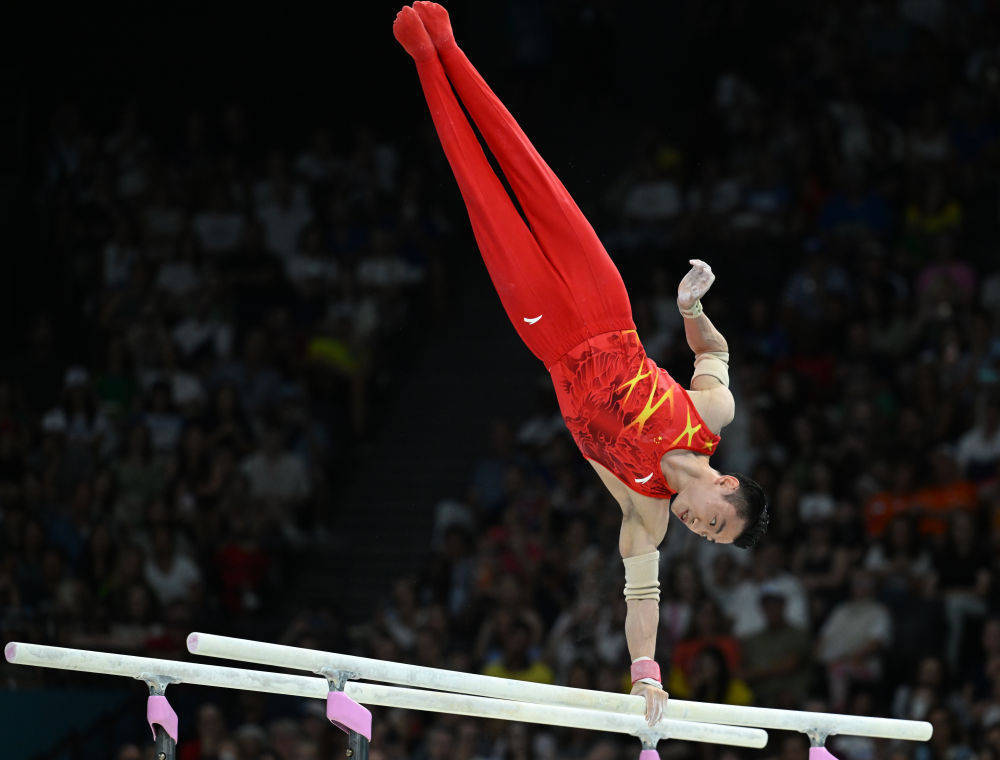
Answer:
top-left (724, 473), bottom-right (769, 549)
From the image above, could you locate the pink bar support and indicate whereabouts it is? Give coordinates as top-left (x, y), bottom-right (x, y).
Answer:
top-left (639, 750), bottom-right (660, 760)
top-left (810, 746), bottom-right (838, 760)
top-left (327, 691), bottom-right (372, 741)
top-left (147, 695), bottom-right (179, 743)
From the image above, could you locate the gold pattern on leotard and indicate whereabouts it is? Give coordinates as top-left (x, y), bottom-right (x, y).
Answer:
top-left (669, 409), bottom-right (703, 448)
top-left (617, 331), bottom-right (677, 436)
top-left (625, 376), bottom-right (674, 435)
top-left (617, 361), bottom-right (652, 404)
top-left (703, 439), bottom-right (715, 452)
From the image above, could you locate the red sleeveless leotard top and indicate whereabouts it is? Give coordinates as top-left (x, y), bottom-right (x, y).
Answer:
top-left (548, 330), bottom-right (721, 499)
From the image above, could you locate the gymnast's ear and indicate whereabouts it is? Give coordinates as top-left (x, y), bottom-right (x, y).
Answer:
top-left (717, 474), bottom-right (740, 492)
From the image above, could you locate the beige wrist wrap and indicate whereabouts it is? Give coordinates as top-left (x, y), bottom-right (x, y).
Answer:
top-left (623, 550), bottom-right (661, 602)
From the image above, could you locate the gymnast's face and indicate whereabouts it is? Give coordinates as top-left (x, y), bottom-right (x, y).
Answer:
top-left (671, 475), bottom-right (743, 544)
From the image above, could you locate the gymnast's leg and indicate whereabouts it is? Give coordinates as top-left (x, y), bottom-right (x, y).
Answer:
top-left (393, 7), bottom-right (590, 365)
top-left (413, 1), bottom-right (635, 337)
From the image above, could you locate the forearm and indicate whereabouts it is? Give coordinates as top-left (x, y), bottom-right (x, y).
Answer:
top-left (620, 516), bottom-right (669, 723)
top-left (683, 310), bottom-right (728, 355)
top-left (619, 515), bottom-right (664, 667)
top-left (625, 599), bottom-right (659, 660)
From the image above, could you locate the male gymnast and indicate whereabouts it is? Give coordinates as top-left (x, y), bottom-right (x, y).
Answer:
top-left (393, 3), bottom-right (769, 724)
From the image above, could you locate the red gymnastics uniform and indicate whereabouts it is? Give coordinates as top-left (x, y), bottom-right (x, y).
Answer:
top-left (401, 19), bottom-right (720, 498)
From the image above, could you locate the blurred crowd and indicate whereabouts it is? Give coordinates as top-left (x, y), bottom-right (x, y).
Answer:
top-left (6, 1), bottom-right (1000, 760)
top-left (1, 93), bottom-right (447, 670)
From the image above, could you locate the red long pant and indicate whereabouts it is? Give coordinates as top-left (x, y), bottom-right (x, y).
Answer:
top-left (413, 43), bottom-right (636, 367)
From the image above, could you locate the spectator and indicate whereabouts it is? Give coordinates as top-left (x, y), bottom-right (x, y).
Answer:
top-left (725, 544), bottom-right (808, 637)
top-left (113, 424), bottom-right (163, 527)
top-left (892, 656), bottom-right (949, 721)
top-left (143, 524), bottom-right (202, 608)
top-left (936, 512), bottom-right (991, 671)
top-left (482, 620), bottom-right (554, 684)
top-left (793, 521), bottom-right (852, 625)
top-left (668, 598), bottom-right (742, 695)
top-left (240, 423), bottom-right (311, 507)
top-left (741, 587), bottom-right (813, 708)
top-left (142, 381), bottom-right (184, 454)
top-left (818, 570), bottom-right (893, 709)
top-left (671, 645), bottom-right (753, 706)
top-left (954, 398), bottom-right (1000, 482)
top-left (179, 703), bottom-right (228, 760)
top-left (864, 515), bottom-right (933, 605)
top-left (914, 707), bottom-right (975, 760)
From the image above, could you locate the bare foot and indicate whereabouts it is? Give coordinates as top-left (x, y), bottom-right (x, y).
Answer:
top-left (413, 1), bottom-right (456, 49)
top-left (393, 6), bottom-right (435, 62)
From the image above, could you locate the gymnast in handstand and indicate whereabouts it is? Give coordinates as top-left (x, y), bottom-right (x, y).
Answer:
top-left (393, 3), bottom-right (769, 724)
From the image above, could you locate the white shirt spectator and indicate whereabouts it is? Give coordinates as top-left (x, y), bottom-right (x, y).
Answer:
top-left (285, 254), bottom-right (339, 288)
top-left (241, 450), bottom-right (311, 502)
top-left (828, 100), bottom-right (873, 162)
top-left (173, 317), bottom-right (233, 359)
top-left (356, 255), bottom-right (424, 288)
top-left (799, 491), bottom-right (836, 521)
top-left (623, 179), bottom-right (682, 221)
top-left (171, 373), bottom-right (207, 407)
top-left (818, 598), bottom-right (892, 662)
top-left (257, 201), bottom-right (313, 259)
top-left (144, 553), bottom-right (202, 606)
top-left (954, 420), bottom-right (1000, 474)
top-left (139, 370), bottom-right (208, 408)
top-left (725, 574), bottom-right (809, 637)
top-left (295, 149), bottom-right (340, 182)
top-left (46, 405), bottom-right (112, 446)
top-left (863, 544), bottom-right (934, 577)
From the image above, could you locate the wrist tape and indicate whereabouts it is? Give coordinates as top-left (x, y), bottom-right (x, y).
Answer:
top-left (631, 658), bottom-right (662, 686)
top-left (679, 300), bottom-right (704, 319)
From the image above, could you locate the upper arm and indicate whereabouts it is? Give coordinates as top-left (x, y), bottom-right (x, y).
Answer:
top-left (688, 385), bottom-right (736, 432)
top-left (619, 500), bottom-right (670, 558)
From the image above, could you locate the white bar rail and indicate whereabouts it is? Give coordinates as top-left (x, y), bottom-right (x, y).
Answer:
top-left (187, 633), bottom-right (931, 742)
top-left (4, 642), bottom-right (766, 748)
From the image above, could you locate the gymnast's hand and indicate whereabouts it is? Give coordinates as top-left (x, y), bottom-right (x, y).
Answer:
top-left (631, 680), bottom-right (669, 726)
top-left (676, 258), bottom-right (715, 311)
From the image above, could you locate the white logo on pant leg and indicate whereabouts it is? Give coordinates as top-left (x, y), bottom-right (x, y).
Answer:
top-left (634, 472), bottom-right (654, 484)
top-left (523, 315), bottom-right (543, 324)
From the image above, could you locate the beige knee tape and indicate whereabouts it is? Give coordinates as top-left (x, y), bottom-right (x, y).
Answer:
top-left (692, 351), bottom-right (730, 387)
top-left (623, 550), bottom-right (661, 602)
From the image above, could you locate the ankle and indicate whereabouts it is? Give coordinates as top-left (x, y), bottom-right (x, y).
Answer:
top-left (437, 39), bottom-right (461, 57)
top-left (411, 49), bottom-right (438, 64)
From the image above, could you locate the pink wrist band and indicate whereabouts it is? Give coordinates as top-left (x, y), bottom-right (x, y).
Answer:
top-left (630, 659), bottom-right (661, 685)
